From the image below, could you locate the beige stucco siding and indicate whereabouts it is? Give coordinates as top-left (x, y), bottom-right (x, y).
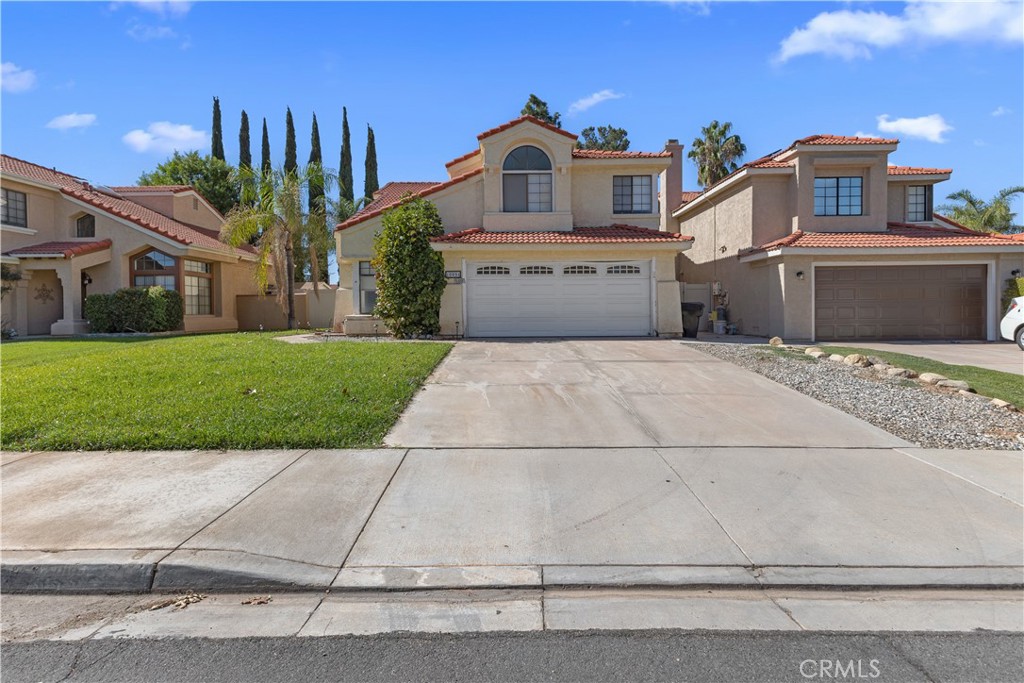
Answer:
top-left (1, 177), bottom-right (259, 335)
top-left (571, 165), bottom-right (662, 230)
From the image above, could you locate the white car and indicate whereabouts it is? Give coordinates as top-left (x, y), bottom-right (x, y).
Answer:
top-left (1000, 296), bottom-right (1024, 350)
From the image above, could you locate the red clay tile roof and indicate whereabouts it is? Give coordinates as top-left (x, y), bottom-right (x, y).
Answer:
top-left (110, 185), bottom-right (193, 194)
top-left (742, 223), bottom-right (1019, 255)
top-left (431, 225), bottom-right (693, 245)
top-left (477, 115), bottom-right (580, 142)
top-left (796, 134), bottom-right (899, 146)
top-left (887, 165), bottom-right (952, 176)
top-left (336, 168), bottom-right (484, 231)
top-left (571, 149), bottom-right (672, 159)
top-left (363, 181), bottom-right (442, 214)
top-left (445, 149), bottom-right (481, 168)
top-left (4, 239), bottom-right (112, 259)
top-left (1, 154), bottom-right (245, 256)
top-left (748, 158), bottom-right (793, 168)
top-left (679, 191), bottom-right (702, 204)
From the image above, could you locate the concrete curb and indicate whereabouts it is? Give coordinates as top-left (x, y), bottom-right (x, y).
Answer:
top-left (4, 558), bottom-right (1022, 594)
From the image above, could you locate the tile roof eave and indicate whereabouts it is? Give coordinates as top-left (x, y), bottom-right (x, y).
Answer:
top-left (335, 167), bottom-right (484, 232)
top-left (476, 115), bottom-right (580, 142)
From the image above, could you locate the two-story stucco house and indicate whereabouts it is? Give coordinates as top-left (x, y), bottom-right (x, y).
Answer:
top-left (673, 135), bottom-right (1024, 342)
top-left (1, 155), bottom-right (261, 336)
top-left (334, 115), bottom-right (694, 337)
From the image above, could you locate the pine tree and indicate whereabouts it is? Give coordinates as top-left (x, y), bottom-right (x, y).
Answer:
top-left (238, 111), bottom-right (251, 169)
top-left (308, 113), bottom-right (328, 283)
top-left (260, 118), bottom-right (271, 173)
top-left (521, 94), bottom-right (561, 128)
top-left (284, 107), bottom-right (297, 174)
top-left (340, 106), bottom-right (353, 203)
top-left (211, 96), bottom-right (225, 161)
top-left (364, 124), bottom-right (379, 202)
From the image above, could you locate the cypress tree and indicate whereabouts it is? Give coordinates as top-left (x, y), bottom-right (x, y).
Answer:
top-left (284, 107), bottom-right (297, 174)
top-left (261, 118), bottom-right (271, 173)
top-left (364, 124), bottom-right (379, 202)
top-left (340, 106), bottom-right (353, 203)
top-left (211, 96), bottom-right (224, 161)
top-left (308, 113), bottom-right (328, 283)
top-left (238, 110), bottom-right (251, 169)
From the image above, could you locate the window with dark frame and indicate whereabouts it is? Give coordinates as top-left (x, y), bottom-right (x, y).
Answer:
top-left (132, 249), bottom-right (177, 291)
top-left (613, 176), bottom-right (652, 214)
top-left (814, 177), bottom-right (863, 216)
top-left (907, 185), bottom-right (932, 222)
top-left (2, 188), bottom-right (27, 227)
top-left (358, 261), bottom-right (377, 314)
top-left (76, 214), bottom-right (95, 238)
top-left (183, 259), bottom-right (213, 315)
top-left (502, 145), bottom-right (553, 212)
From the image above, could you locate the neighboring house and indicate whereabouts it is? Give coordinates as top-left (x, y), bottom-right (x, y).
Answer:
top-left (335, 115), bottom-right (694, 337)
top-left (0, 155), bottom-right (261, 336)
top-left (673, 135), bottom-right (1024, 342)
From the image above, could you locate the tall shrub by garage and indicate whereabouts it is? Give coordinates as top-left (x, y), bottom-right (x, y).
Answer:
top-left (372, 197), bottom-right (446, 337)
top-left (84, 287), bottom-right (184, 333)
top-left (1002, 277), bottom-right (1024, 313)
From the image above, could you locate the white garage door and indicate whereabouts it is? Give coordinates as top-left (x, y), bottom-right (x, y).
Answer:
top-left (465, 260), bottom-right (653, 337)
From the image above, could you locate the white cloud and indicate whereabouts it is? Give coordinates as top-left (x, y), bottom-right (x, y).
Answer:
top-left (127, 21), bottom-right (177, 41)
top-left (46, 113), bottom-right (97, 131)
top-left (776, 0), bottom-right (1023, 63)
top-left (123, 121), bottom-right (207, 153)
top-left (1, 62), bottom-right (37, 93)
top-left (876, 113), bottom-right (953, 143)
top-left (567, 89), bottom-right (625, 116)
top-left (991, 106), bottom-right (1011, 117)
top-left (111, 1), bottom-right (192, 18)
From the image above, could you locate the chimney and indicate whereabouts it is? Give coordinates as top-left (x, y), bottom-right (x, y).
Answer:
top-left (660, 139), bottom-right (684, 232)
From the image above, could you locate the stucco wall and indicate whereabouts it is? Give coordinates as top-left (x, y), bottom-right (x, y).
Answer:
top-left (793, 153), bottom-right (889, 232)
top-left (571, 165), bottom-right (661, 230)
top-left (1, 177), bottom-right (259, 335)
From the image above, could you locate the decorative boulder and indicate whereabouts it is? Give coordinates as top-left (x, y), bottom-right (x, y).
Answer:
top-left (769, 336), bottom-right (784, 346)
top-left (918, 372), bottom-right (947, 384)
top-left (843, 353), bottom-right (871, 367)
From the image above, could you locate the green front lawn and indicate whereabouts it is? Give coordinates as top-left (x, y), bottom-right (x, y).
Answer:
top-left (821, 345), bottom-right (1023, 408)
top-left (0, 334), bottom-right (451, 451)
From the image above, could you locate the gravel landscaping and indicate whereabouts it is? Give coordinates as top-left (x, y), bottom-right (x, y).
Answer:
top-left (690, 342), bottom-right (1024, 450)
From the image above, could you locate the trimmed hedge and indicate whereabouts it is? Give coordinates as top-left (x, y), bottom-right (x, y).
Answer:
top-left (84, 287), bottom-right (184, 333)
top-left (1002, 277), bottom-right (1024, 314)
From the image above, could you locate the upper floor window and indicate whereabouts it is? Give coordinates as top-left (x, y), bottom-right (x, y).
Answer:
top-left (814, 177), bottom-right (862, 216)
top-left (132, 249), bottom-right (177, 290)
top-left (76, 214), bottom-right (96, 238)
top-left (2, 188), bottom-right (27, 227)
top-left (613, 176), bottom-right (653, 214)
top-left (906, 185), bottom-right (932, 222)
top-left (503, 145), bottom-right (552, 212)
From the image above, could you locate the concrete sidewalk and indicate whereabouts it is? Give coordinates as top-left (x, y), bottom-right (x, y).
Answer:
top-left (2, 447), bottom-right (1021, 593)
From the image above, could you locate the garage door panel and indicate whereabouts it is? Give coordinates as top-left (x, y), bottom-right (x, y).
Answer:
top-left (816, 265), bottom-right (986, 341)
top-left (466, 261), bottom-right (652, 337)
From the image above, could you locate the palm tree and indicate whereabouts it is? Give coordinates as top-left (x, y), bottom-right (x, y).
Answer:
top-left (220, 163), bottom-right (336, 329)
top-left (938, 186), bottom-right (1024, 234)
top-left (688, 120), bottom-right (747, 188)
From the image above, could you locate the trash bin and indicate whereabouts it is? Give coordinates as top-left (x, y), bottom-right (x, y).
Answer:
top-left (681, 302), bottom-right (705, 338)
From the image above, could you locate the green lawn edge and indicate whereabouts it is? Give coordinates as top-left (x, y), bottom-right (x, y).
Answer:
top-left (0, 334), bottom-right (453, 452)
top-left (821, 345), bottom-right (1023, 408)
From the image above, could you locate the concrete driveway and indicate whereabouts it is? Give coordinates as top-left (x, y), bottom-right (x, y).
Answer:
top-left (385, 339), bottom-right (907, 449)
top-left (822, 340), bottom-right (1022, 376)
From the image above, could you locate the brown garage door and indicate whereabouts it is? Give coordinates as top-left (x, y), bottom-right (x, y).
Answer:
top-left (815, 265), bottom-right (986, 340)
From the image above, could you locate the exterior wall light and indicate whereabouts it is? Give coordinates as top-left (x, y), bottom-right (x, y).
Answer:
top-left (1013, 269), bottom-right (1022, 278)
top-left (795, 271), bottom-right (806, 280)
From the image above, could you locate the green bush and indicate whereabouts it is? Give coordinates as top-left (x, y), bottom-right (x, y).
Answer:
top-left (1002, 277), bottom-right (1024, 313)
top-left (372, 197), bottom-right (447, 337)
top-left (84, 287), bottom-right (184, 333)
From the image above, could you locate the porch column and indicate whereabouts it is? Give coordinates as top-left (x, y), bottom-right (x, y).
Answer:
top-left (50, 262), bottom-right (89, 336)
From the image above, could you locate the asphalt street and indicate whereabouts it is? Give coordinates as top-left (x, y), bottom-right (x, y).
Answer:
top-left (3, 631), bottom-right (1022, 683)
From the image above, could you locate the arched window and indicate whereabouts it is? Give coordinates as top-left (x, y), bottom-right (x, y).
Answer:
top-left (131, 249), bottom-right (177, 291)
top-left (502, 145), bottom-right (552, 213)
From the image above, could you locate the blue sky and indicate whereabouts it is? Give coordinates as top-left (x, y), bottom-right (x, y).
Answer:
top-left (2, 1), bottom-right (1022, 217)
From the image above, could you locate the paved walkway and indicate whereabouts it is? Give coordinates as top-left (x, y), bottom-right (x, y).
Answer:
top-left (3, 447), bottom-right (1021, 593)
